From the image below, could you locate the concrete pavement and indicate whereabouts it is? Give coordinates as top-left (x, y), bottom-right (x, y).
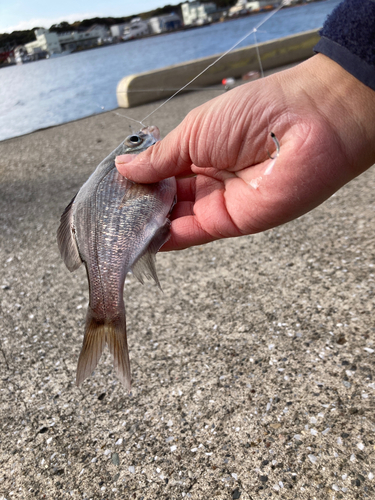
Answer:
top-left (1, 75), bottom-right (375, 500)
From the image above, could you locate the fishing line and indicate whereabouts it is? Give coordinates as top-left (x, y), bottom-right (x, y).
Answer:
top-left (112, 111), bottom-right (146, 129)
top-left (111, 89), bottom-right (225, 127)
top-left (253, 30), bottom-right (280, 161)
top-left (110, 88), bottom-right (228, 125)
top-left (253, 31), bottom-right (265, 81)
top-left (125, 87), bottom-right (224, 92)
top-left (87, 88), bottom-right (224, 98)
top-left (95, 104), bottom-right (146, 129)
top-left (140, 0), bottom-right (290, 124)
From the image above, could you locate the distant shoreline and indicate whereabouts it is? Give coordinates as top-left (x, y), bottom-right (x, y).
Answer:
top-left (0, 0), bottom-right (339, 141)
top-left (0, 0), bottom-right (327, 68)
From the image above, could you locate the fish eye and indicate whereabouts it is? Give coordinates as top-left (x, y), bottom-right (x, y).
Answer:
top-left (125, 135), bottom-right (143, 147)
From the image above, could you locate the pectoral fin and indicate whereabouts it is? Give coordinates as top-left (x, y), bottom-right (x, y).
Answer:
top-left (131, 220), bottom-right (171, 289)
top-left (57, 195), bottom-right (82, 272)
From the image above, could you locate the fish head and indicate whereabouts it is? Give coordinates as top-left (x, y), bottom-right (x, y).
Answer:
top-left (123, 126), bottom-right (160, 154)
top-left (141, 125), bottom-right (161, 142)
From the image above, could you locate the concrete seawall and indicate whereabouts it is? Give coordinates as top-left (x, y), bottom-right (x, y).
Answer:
top-left (117, 28), bottom-right (320, 108)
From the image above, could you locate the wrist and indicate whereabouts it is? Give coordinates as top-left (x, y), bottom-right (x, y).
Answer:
top-left (301, 54), bottom-right (375, 176)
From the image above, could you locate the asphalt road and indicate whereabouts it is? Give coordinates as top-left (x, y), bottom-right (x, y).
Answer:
top-left (1, 76), bottom-right (375, 500)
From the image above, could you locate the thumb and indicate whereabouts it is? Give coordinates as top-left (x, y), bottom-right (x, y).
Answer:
top-left (115, 126), bottom-right (194, 183)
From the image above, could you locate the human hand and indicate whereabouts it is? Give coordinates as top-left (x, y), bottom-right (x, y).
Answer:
top-left (116, 54), bottom-right (375, 251)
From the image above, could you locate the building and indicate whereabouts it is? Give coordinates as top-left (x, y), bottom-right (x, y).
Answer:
top-left (197, 2), bottom-right (217, 23)
top-left (14, 46), bottom-right (31, 64)
top-left (181, 2), bottom-right (217, 26)
top-left (181, 2), bottom-right (199, 25)
top-left (25, 29), bottom-right (61, 55)
top-left (57, 25), bottom-right (109, 51)
top-left (110, 23), bottom-right (129, 39)
top-left (229, 0), bottom-right (278, 16)
top-left (24, 25), bottom-right (110, 55)
top-left (122, 18), bottom-right (150, 41)
top-left (0, 48), bottom-right (15, 64)
top-left (148, 13), bottom-right (182, 34)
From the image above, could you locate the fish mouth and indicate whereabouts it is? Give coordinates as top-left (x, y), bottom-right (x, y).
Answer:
top-left (142, 125), bottom-right (160, 142)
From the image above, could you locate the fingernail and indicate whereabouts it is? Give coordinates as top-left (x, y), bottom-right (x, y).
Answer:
top-left (116, 153), bottom-right (137, 164)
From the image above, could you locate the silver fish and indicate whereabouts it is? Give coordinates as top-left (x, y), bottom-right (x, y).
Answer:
top-left (57, 126), bottom-right (176, 391)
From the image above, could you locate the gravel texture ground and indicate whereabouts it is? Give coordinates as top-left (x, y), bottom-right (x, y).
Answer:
top-left (1, 75), bottom-right (375, 500)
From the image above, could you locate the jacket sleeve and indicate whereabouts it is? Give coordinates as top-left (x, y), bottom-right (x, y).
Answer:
top-left (314, 0), bottom-right (375, 91)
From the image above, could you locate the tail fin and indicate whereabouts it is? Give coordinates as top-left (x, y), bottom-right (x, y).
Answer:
top-left (76, 306), bottom-right (131, 391)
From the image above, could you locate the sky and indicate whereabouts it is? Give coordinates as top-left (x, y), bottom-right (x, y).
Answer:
top-left (0, 0), bottom-right (181, 34)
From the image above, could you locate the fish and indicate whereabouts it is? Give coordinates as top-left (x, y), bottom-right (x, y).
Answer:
top-left (57, 126), bottom-right (176, 391)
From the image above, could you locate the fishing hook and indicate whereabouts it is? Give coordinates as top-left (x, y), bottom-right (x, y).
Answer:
top-left (267, 132), bottom-right (280, 160)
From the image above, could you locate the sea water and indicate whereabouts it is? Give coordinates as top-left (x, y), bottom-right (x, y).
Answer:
top-left (0, 0), bottom-right (342, 141)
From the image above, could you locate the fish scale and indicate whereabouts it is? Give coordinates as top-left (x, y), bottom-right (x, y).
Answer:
top-left (57, 126), bottom-right (176, 391)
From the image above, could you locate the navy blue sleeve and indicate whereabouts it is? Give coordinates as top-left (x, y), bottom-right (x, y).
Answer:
top-left (314, 0), bottom-right (375, 91)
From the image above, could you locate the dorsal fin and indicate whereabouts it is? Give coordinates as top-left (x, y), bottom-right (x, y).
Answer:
top-left (57, 195), bottom-right (83, 272)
